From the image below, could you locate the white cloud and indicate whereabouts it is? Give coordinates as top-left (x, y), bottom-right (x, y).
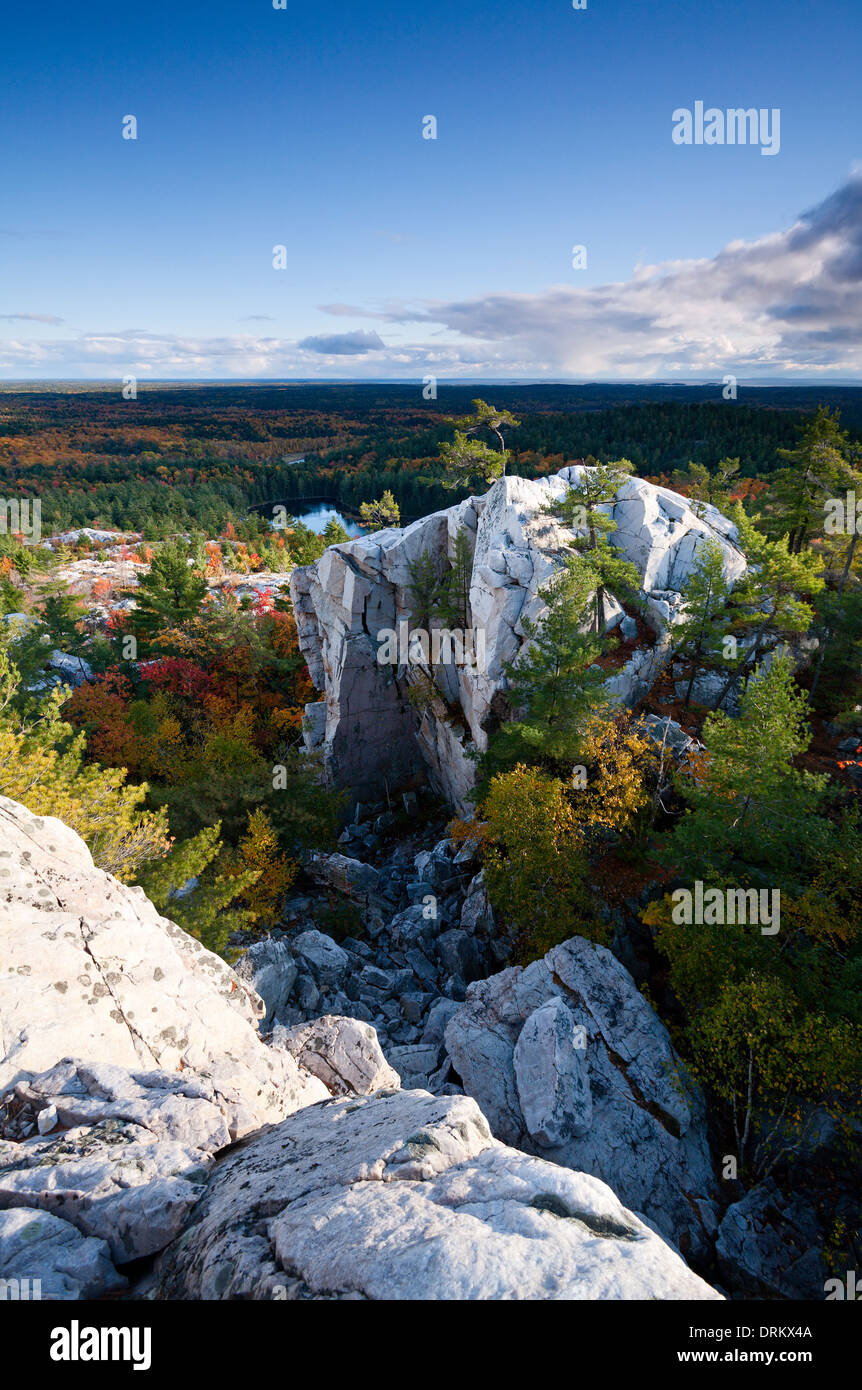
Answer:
top-left (3, 176), bottom-right (862, 379)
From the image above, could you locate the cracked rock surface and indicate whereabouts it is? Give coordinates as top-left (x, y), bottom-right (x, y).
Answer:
top-left (445, 936), bottom-right (720, 1260)
top-left (155, 1088), bottom-right (720, 1301)
top-left (291, 467), bottom-right (746, 811)
top-left (0, 797), bottom-right (328, 1137)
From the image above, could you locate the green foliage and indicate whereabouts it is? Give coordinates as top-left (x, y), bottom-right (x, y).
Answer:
top-left (137, 822), bottom-right (258, 957)
top-left (546, 459), bottom-right (641, 632)
top-left (131, 540), bottom-right (208, 653)
top-left (482, 764), bottom-right (604, 962)
top-left (711, 508), bottom-right (824, 711)
top-left (438, 399), bottom-right (521, 487)
top-left (405, 549), bottom-right (442, 630)
top-left (762, 407), bottom-right (854, 553)
top-left (359, 490), bottom-right (400, 529)
top-left (671, 457), bottom-right (740, 515)
top-left (480, 556), bottom-right (605, 786)
top-left (664, 655), bottom-right (831, 887)
top-left (0, 641), bottom-right (170, 881)
top-left (435, 528), bottom-right (474, 629)
top-left (322, 517), bottom-right (350, 546)
top-left (671, 539), bottom-right (733, 706)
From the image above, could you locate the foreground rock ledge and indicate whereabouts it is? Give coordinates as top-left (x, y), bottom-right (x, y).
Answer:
top-left (155, 1089), bottom-right (720, 1301)
top-left (0, 797), bottom-right (327, 1137)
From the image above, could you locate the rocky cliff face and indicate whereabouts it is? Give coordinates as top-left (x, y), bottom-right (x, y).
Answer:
top-left (290, 467), bottom-right (746, 811)
top-left (0, 797), bottom-right (719, 1300)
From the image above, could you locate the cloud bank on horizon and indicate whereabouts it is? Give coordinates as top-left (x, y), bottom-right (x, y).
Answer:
top-left (2, 174), bottom-right (861, 382)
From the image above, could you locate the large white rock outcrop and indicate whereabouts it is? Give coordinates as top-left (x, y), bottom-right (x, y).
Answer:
top-left (444, 936), bottom-right (719, 1260)
top-left (155, 1088), bottom-right (720, 1301)
top-left (0, 797), bottom-right (328, 1137)
top-left (290, 468), bottom-right (745, 810)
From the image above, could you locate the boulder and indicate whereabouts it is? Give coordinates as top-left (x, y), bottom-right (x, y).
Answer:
top-left (155, 1089), bottom-right (720, 1301)
top-left (233, 938), bottom-right (297, 1029)
top-left (513, 996), bottom-right (591, 1147)
top-left (306, 852), bottom-right (380, 897)
top-left (436, 928), bottom-right (483, 984)
top-left (0, 1116), bottom-right (213, 1264)
top-left (716, 1179), bottom-right (828, 1299)
top-left (292, 929), bottom-right (351, 987)
top-left (420, 997), bottom-right (461, 1046)
top-left (272, 1017), bottom-right (400, 1098)
top-left (0, 1207), bottom-right (126, 1300)
top-left (47, 651), bottom-right (93, 685)
top-left (460, 871), bottom-right (495, 937)
top-left (386, 1043), bottom-right (442, 1089)
top-left (445, 936), bottom-right (719, 1258)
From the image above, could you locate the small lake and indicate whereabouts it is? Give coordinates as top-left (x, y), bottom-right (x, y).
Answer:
top-left (298, 503), bottom-right (364, 538)
top-left (262, 500), bottom-right (365, 538)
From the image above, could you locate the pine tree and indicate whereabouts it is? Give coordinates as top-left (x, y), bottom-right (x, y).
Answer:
top-left (132, 540), bottom-right (208, 653)
top-left (359, 490), bottom-right (400, 529)
top-left (664, 654), bottom-right (830, 885)
top-left (322, 517), bottom-right (350, 546)
top-left (546, 459), bottom-right (640, 632)
top-left (764, 407), bottom-right (850, 553)
top-left (670, 539), bottom-right (733, 707)
top-left (406, 549), bottom-right (442, 629)
top-left (137, 822), bottom-right (258, 957)
top-left (712, 507), bottom-right (824, 711)
top-left (671, 457), bottom-right (740, 516)
top-left (436, 527), bottom-right (473, 629)
top-left (438, 399), bottom-right (520, 488)
top-left (0, 641), bottom-right (170, 882)
top-left (481, 555), bottom-right (605, 782)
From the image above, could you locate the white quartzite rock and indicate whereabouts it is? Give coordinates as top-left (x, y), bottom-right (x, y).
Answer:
top-left (233, 938), bottom-right (297, 1030)
top-left (0, 1206), bottom-right (126, 1300)
top-left (155, 1089), bottom-right (720, 1301)
top-left (0, 797), bottom-right (328, 1138)
top-left (445, 935), bottom-right (719, 1259)
top-left (513, 995), bottom-right (592, 1146)
top-left (273, 1016), bottom-right (400, 1098)
top-left (291, 468), bottom-right (746, 810)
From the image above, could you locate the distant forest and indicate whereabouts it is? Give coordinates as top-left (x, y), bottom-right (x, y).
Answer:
top-left (2, 382), bottom-right (862, 536)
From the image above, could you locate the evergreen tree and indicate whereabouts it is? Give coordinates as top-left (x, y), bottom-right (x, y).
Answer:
top-left (712, 507), bottom-right (824, 711)
top-left (405, 549), bottom-right (442, 629)
top-left (137, 822), bottom-right (258, 957)
top-left (670, 539), bottom-right (733, 706)
top-left (132, 541), bottom-right (208, 653)
top-left (0, 641), bottom-right (170, 882)
top-left (480, 555), bottom-right (605, 783)
top-left (438, 399), bottom-right (520, 488)
top-left (322, 517), bottom-right (350, 546)
top-left (764, 407), bottom-right (851, 553)
top-left (436, 527), bottom-right (473, 629)
top-left (545, 459), bottom-right (641, 632)
top-left (671, 456), bottom-right (740, 516)
top-left (663, 654), bottom-right (831, 886)
top-left (359, 490), bottom-right (400, 529)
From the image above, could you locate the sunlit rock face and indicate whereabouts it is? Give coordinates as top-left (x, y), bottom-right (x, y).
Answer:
top-left (0, 796), bottom-right (328, 1137)
top-left (444, 935), bottom-right (721, 1262)
top-left (290, 468), bottom-right (745, 811)
top-left (154, 1087), bottom-right (721, 1302)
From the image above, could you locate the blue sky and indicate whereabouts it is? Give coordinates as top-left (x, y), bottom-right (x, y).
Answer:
top-left (2, 0), bottom-right (861, 380)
